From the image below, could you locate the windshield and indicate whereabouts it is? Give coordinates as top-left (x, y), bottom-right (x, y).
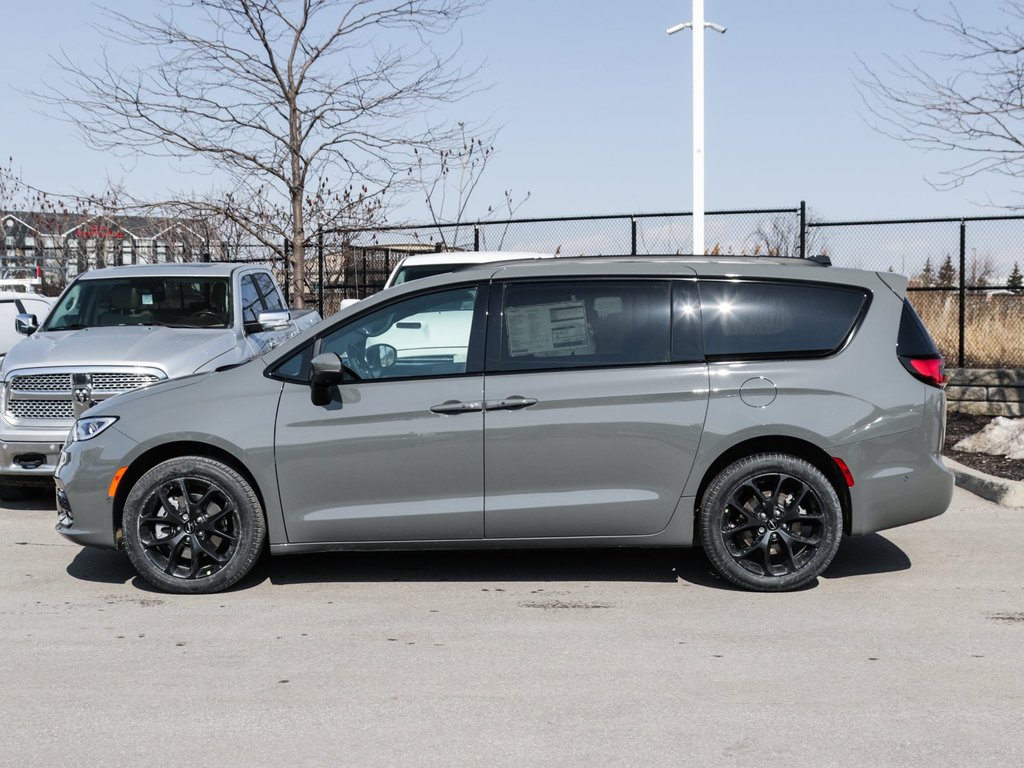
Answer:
top-left (44, 276), bottom-right (232, 331)
top-left (390, 263), bottom-right (464, 286)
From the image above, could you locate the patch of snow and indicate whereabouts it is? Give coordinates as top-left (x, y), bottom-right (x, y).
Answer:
top-left (954, 416), bottom-right (1024, 460)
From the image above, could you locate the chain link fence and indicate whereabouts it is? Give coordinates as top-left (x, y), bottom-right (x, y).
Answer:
top-left (8, 206), bottom-right (1024, 368)
top-left (808, 216), bottom-right (1024, 368)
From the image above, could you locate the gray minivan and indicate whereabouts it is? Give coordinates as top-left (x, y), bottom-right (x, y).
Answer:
top-left (54, 256), bottom-right (953, 593)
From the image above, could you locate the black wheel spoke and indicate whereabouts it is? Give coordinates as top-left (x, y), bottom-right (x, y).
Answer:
top-left (187, 538), bottom-right (202, 578)
top-left (195, 535), bottom-right (230, 564)
top-left (777, 535), bottom-right (799, 571)
top-left (203, 502), bottom-right (236, 527)
top-left (733, 534), bottom-right (764, 558)
top-left (734, 483), bottom-right (767, 515)
top-left (781, 529), bottom-right (819, 547)
top-left (163, 537), bottom-right (188, 575)
top-left (143, 531), bottom-right (180, 550)
top-left (156, 488), bottom-right (183, 523)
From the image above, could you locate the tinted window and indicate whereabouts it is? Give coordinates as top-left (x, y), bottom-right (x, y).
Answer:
top-left (240, 275), bottom-right (262, 324)
top-left (700, 280), bottom-right (868, 359)
top-left (495, 280), bottom-right (671, 371)
top-left (898, 299), bottom-right (941, 357)
top-left (255, 272), bottom-right (285, 312)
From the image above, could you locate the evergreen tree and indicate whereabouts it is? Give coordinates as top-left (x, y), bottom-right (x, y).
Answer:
top-left (937, 253), bottom-right (957, 287)
top-left (918, 256), bottom-right (936, 287)
top-left (1009, 262), bottom-right (1024, 294)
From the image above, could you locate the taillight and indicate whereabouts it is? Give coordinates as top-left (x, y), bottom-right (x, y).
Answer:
top-left (899, 355), bottom-right (946, 389)
top-left (832, 457), bottom-right (855, 487)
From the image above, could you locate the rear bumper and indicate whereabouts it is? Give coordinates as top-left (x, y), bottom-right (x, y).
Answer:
top-left (842, 432), bottom-right (954, 535)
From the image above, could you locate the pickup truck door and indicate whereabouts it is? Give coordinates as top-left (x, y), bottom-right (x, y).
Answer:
top-left (273, 285), bottom-right (486, 543)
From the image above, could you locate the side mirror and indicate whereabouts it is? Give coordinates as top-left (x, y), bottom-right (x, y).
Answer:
top-left (258, 310), bottom-right (292, 331)
top-left (364, 343), bottom-right (397, 373)
top-left (310, 352), bottom-right (344, 406)
top-left (15, 313), bottom-right (39, 336)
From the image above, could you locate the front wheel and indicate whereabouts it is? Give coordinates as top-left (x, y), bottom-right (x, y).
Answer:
top-left (699, 453), bottom-right (843, 592)
top-left (122, 457), bottom-right (266, 594)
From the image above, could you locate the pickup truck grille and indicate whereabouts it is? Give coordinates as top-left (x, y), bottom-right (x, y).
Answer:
top-left (4, 369), bottom-right (164, 423)
top-left (7, 399), bottom-right (76, 420)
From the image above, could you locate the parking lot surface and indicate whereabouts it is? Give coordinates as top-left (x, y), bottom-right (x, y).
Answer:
top-left (1, 487), bottom-right (1021, 768)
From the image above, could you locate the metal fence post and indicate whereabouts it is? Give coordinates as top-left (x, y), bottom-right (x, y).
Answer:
top-left (959, 220), bottom-right (966, 368)
top-left (799, 200), bottom-right (807, 259)
top-left (317, 230), bottom-right (324, 318)
top-left (474, 225), bottom-right (480, 252)
top-left (283, 237), bottom-right (291, 307)
top-left (631, 218), bottom-right (637, 255)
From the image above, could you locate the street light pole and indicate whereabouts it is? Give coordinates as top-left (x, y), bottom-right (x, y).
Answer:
top-left (668, 0), bottom-right (726, 256)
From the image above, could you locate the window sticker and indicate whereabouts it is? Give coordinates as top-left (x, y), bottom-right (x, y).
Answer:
top-left (141, 293), bottom-right (154, 306)
top-left (506, 300), bottom-right (593, 357)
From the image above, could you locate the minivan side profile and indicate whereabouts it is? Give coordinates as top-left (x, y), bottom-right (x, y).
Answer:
top-left (54, 256), bottom-right (953, 593)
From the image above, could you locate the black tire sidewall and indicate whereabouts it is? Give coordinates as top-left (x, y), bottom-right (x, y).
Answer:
top-left (699, 453), bottom-right (843, 592)
top-left (122, 456), bottom-right (266, 594)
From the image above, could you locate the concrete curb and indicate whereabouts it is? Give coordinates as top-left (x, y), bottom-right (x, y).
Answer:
top-left (943, 456), bottom-right (1024, 508)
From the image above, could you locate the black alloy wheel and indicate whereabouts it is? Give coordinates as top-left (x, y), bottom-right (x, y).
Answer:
top-left (700, 453), bottom-right (843, 592)
top-left (123, 457), bottom-right (266, 594)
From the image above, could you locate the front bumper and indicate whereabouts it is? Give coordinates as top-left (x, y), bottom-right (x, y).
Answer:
top-left (54, 426), bottom-right (138, 550)
top-left (0, 437), bottom-right (67, 479)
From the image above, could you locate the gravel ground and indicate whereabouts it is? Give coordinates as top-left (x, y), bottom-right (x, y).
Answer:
top-left (944, 411), bottom-right (1024, 481)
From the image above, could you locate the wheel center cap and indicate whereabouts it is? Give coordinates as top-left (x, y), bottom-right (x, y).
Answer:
top-left (183, 520), bottom-right (197, 534)
top-left (767, 518), bottom-right (779, 531)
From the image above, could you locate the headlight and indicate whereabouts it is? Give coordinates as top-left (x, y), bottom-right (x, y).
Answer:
top-left (72, 416), bottom-right (119, 442)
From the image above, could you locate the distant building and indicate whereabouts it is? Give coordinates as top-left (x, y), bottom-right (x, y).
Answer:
top-left (1, 211), bottom-right (209, 291)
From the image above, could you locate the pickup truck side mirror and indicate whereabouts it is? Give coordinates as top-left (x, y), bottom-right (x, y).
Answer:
top-left (310, 352), bottom-right (345, 406)
top-left (15, 313), bottom-right (39, 336)
top-left (257, 310), bottom-right (292, 331)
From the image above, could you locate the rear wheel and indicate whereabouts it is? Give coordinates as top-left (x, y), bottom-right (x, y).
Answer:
top-left (122, 457), bottom-right (266, 594)
top-left (699, 453), bottom-right (843, 592)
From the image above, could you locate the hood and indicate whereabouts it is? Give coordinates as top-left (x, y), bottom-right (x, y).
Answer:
top-left (3, 326), bottom-right (239, 378)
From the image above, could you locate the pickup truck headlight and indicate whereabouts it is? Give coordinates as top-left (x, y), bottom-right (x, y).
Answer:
top-left (72, 416), bottom-right (118, 442)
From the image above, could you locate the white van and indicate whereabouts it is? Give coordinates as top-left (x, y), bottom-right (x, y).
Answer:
top-left (383, 251), bottom-right (554, 289)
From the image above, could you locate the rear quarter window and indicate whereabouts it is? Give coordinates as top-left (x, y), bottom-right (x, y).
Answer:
top-left (699, 280), bottom-right (869, 360)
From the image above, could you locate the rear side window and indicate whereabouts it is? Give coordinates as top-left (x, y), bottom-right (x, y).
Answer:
top-left (897, 299), bottom-right (941, 357)
top-left (493, 280), bottom-right (671, 371)
top-left (700, 280), bottom-right (869, 360)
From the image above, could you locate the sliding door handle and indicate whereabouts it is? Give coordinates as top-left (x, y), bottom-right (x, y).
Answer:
top-left (484, 396), bottom-right (539, 411)
top-left (430, 400), bottom-right (483, 415)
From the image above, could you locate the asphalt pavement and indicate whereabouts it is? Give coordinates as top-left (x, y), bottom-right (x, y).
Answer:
top-left (1, 487), bottom-right (1021, 768)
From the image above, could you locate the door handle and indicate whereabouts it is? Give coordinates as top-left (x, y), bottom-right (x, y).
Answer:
top-left (429, 400), bottom-right (483, 415)
top-left (484, 396), bottom-right (539, 411)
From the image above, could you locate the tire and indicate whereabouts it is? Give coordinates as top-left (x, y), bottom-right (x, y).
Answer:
top-left (122, 457), bottom-right (266, 594)
top-left (699, 453), bottom-right (843, 592)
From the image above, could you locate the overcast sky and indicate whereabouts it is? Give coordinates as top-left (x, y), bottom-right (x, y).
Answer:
top-left (2, 0), bottom-right (1021, 224)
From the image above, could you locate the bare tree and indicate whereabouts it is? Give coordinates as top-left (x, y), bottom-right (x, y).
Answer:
top-left (410, 123), bottom-right (531, 251)
top-left (858, 2), bottom-right (1024, 197)
top-left (35, 0), bottom-right (479, 306)
top-left (750, 209), bottom-right (824, 259)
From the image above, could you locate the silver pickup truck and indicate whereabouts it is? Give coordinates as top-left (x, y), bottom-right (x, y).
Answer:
top-left (0, 262), bottom-right (319, 498)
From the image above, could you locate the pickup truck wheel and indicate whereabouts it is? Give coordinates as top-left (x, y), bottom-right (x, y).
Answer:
top-left (699, 453), bottom-right (843, 592)
top-left (122, 457), bottom-right (266, 594)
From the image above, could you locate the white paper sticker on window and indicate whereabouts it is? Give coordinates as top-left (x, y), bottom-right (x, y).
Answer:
top-left (506, 300), bottom-right (593, 357)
